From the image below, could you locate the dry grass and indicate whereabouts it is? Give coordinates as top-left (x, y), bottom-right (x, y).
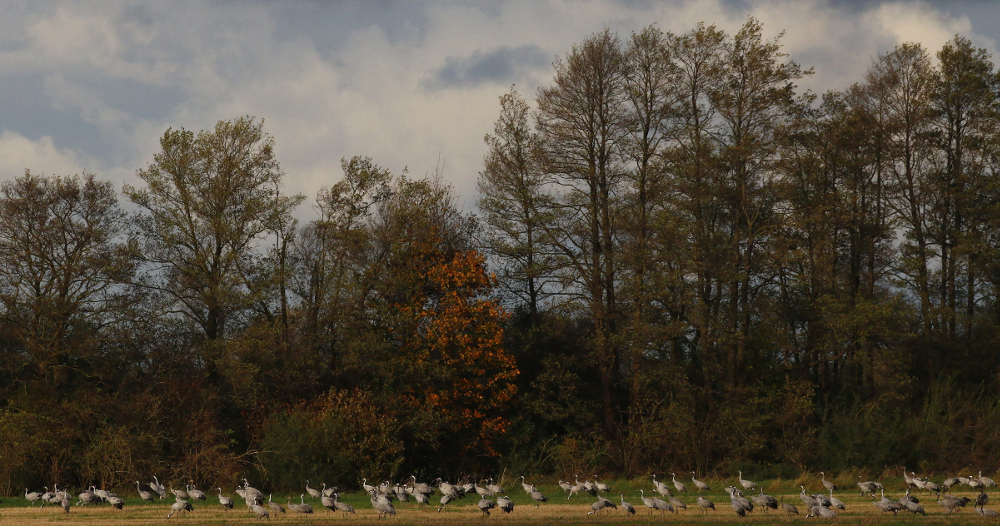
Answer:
top-left (0, 482), bottom-right (994, 525)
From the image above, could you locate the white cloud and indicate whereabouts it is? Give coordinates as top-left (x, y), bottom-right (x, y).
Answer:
top-left (0, 131), bottom-right (95, 177)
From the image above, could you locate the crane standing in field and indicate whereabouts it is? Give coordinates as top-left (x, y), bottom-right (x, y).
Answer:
top-left (671, 473), bottom-right (688, 493)
top-left (691, 472), bottom-right (710, 492)
top-left (820, 472), bottom-right (837, 492)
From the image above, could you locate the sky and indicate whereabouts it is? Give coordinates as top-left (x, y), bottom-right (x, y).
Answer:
top-left (0, 0), bottom-right (998, 216)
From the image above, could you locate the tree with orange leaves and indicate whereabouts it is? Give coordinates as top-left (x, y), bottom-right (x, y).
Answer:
top-left (395, 244), bottom-right (518, 457)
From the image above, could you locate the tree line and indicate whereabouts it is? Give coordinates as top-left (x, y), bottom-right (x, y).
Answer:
top-left (3, 18), bottom-right (1000, 494)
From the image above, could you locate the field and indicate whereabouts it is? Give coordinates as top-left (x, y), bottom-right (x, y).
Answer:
top-left (1, 477), bottom-right (994, 525)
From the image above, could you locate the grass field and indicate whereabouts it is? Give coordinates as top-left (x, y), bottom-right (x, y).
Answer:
top-left (1, 476), bottom-right (995, 525)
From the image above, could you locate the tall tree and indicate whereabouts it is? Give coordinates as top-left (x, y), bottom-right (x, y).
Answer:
top-left (478, 88), bottom-right (554, 320)
top-left (0, 171), bottom-right (136, 397)
top-left (126, 117), bottom-right (304, 343)
top-left (537, 29), bottom-right (627, 435)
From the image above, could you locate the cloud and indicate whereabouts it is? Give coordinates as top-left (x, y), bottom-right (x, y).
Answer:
top-left (424, 45), bottom-right (549, 90)
top-left (0, 0), bottom-right (996, 216)
top-left (0, 131), bottom-right (96, 177)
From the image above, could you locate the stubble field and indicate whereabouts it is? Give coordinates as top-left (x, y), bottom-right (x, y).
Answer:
top-left (1, 477), bottom-right (994, 525)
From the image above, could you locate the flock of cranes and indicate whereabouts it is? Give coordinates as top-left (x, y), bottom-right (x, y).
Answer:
top-left (13, 468), bottom-right (1000, 519)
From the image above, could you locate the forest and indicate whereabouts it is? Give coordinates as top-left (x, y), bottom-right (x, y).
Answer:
top-left (3, 18), bottom-right (1000, 495)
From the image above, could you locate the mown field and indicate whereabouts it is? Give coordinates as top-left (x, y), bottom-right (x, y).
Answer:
top-left (1, 476), bottom-right (995, 525)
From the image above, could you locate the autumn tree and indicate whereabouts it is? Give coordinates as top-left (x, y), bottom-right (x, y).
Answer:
top-left (0, 171), bottom-right (137, 397)
top-left (536, 29), bottom-right (628, 435)
top-left (126, 117), bottom-right (303, 343)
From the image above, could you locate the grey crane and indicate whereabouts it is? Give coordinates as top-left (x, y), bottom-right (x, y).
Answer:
top-left (305, 480), bottom-right (322, 499)
top-left (268, 494), bottom-right (285, 515)
top-left (900, 488), bottom-right (919, 504)
top-left (108, 496), bottom-right (124, 510)
top-left (729, 493), bottom-right (752, 517)
top-left (903, 467), bottom-right (916, 489)
top-left (150, 476), bottom-right (167, 499)
top-left (60, 493), bottom-right (70, 514)
top-left (639, 489), bottom-right (656, 515)
top-left (498, 495), bottom-right (514, 514)
top-left (439, 480), bottom-right (460, 500)
top-left (361, 478), bottom-right (376, 495)
top-left (187, 484), bottom-right (206, 501)
top-left (820, 471), bottom-right (837, 492)
top-left (813, 491), bottom-right (832, 508)
top-left (478, 497), bottom-right (497, 516)
top-left (519, 475), bottom-right (533, 494)
top-left (691, 472), bottom-right (710, 492)
top-left (696, 496), bottom-right (715, 513)
top-left (474, 480), bottom-right (492, 498)
top-left (321, 493), bottom-right (337, 513)
top-left (874, 489), bottom-right (903, 514)
top-left (938, 494), bottom-right (971, 513)
top-left (25, 488), bottom-right (42, 506)
top-left (671, 473), bottom-right (688, 493)
top-left (857, 475), bottom-right (882, 496)
top-left (726, 486), bottom-right (753, 516)
top-left (567, 479), bottom-right (583, 500)
top-left (288, 494), bottom-right (313, 514)
top-left (167, 499), bottom-right (193, 519)
top-left (486, 478), bottom-right (504, 496)
top-left (437, 493), bottom-right (453, 512)
top-left (333, 493), bottom-right (355, 514)
top-left (410, 475), bottom-right (434, 496)
top-left (665, 490), bottom-right (687, 512)
top-left (754, 489), bottom-right (777, 512)
top-left (900, 491), bottom-right (925, 515)
top-left (217, 488), bottom-right (233, 510)
top-left (170, 485), bottom-right (188, 501)
top-left (249, 503), bottom-right (269, 520)
top-left (980, 506), bottom-right (1000, 517)
top-left (829, 490), bottom-right (846, 511)
top-left (594, 475), bottom-right (610, 493)
top-left (393, 483), bottom-right (409, 502)
top-left (651, 495), bottom-right (675, 514)
top-left (737, 471), bottom-right (756, 491)
top-left (77, 488), bottom-right (99, 506)
top-left (370, 489), bottom-right (396, 518)
top-left (809, 505), bottom-right (836, 519)
top-left (529, 484), bottom-right (548, 505)
top-left (586, 495), bottom-right (616, 515)
top-left (976, 489), bottom-right (989, 511)
top-left (921, 477), bottom-right (941, 494)
top-left (799, 486), bottom-right (818, 508)
top-left (323, 482), bottom-right (337, 498)
top-left (558, 480), bottom-right (571, 493)
top-left (980, 471), bottom-right (998, 488)
top-left (942, 476), bottom-right (960, 493)
top-left (409, 487), bottom-right (429, 504)
top-left (652, 474), bottom-right (671, 497)
top-left (619, 493), bottom-right (635, 515)
top-left (780, 496), bottom-right (798, 515)
top-left (136, 482), bottom-right (155, 502)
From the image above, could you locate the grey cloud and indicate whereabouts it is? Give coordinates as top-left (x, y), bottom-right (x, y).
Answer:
top-left (424, 45), bottom-right (549, 90)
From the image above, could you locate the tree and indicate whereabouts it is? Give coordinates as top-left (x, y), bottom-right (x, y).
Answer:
top-left (0, 171), bottom-right (136, 396)
top-left (126, 117), bottom-right (304, 343)
top-left (478, 87), bottom-right (554, 320)
top-left (536, 29), bottom-right (628, 435)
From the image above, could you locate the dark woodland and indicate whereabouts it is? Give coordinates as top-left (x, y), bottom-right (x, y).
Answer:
top-left (4, 19), bottom-right (1000, 494)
